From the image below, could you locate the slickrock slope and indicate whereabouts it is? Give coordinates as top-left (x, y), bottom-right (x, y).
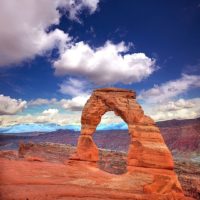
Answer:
top-left (0, 142), bottom-right (195, 200)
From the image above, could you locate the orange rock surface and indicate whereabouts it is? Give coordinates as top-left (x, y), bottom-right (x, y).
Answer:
top-left (70, 87), bottom-right (187, 199)
top-left (0, 156), bottom-right (193, 200)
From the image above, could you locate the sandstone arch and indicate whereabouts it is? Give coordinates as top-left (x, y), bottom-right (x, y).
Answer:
top-left (72, 88), bottom-right (174, 170)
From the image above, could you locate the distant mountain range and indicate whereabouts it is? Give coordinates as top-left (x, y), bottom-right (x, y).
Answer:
top-left (0, 117), bottom-right (199, 162)
top-left (158, 117), bottom-right (200, 152)
top-left (0, 122), bottom-right (128, 134)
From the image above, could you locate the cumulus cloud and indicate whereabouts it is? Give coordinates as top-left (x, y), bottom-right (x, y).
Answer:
top-left (139, 74), bottom-right (200, 121)
top-left (28, 98), bottom-right (57, 106)
top-left (100, 111), bottom-right (125, 124)
top-left (144, 98), bottom-right (200, 121)
top-left (54, 41), bottom-right (156, 85)
top-left (157, 98), bottom-right (195, 112)
top-left (42, 108), bottom-right (59, 116)
top-left (0, 112), bottom-right (81, 127)
top-left (0, 94), bottom-right (27, 115)
top-left (0, 0), bottom-right (99, 66)
top-left (139, 74), bottom-right (200, 103)
top-left (63, 0), bottom-right (99, 21)
top-left (60, 95), bottom-right (89, 111)
top-left (0, 0), bottom-right (155, 88)
top-left (59, 78), bottom-right (90, 96)
top-left (27, 94), bottom-right (89, 111)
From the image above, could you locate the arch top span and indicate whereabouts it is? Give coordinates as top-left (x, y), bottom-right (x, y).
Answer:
top-left (72, 87), bottom-right (174, 171)
top-left (81, 87), bottom-right (143, 132)
top-left (94, 87), bottom-right (136, 95)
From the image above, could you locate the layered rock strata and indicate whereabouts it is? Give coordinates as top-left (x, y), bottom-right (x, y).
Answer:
top-left (70, 87), bottom-right (186, 198)
top-left (72, 88), bottom-right (172, 168)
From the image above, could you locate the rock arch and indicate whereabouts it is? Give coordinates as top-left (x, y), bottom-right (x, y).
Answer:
top-left (72, 88), bottom-right (174, 170)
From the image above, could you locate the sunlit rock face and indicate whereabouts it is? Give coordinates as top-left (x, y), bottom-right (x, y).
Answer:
top-left (71, 87), bottom-right (185, 197)
top-left (73, 88), bottom-right (173, 168)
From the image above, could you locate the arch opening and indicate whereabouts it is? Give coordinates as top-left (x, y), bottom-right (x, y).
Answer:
top-left (93, 111), bottom-right (130, 174)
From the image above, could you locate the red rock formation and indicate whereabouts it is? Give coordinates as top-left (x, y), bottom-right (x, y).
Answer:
top-left (72, 88), bottom-right (173, 168)
top-left (70, 87), bottom-right (186, 198)
top-left (0, 88), bottom-right (190, 199)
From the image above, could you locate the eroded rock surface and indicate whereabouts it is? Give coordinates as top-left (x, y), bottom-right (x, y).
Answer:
top-left (70, 87), bottom-right (187, 199)
top-left (0, 142), bottom-right (196, 199)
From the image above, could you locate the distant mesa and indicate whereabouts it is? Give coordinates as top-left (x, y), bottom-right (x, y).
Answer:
top-left (70, 87), bottom-right (187, 198)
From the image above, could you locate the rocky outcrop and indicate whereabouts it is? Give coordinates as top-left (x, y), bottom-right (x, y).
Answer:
top-left (70, 87), bottom-right (186, 198)
top-left (0, 142), bottom-right (195, 199)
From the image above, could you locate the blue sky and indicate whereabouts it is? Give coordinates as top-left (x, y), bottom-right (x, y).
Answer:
top-left (0, 0), bottom-right (200, 133)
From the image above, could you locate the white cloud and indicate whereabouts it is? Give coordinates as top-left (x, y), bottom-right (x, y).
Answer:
top-left (100, 111), bottom-right (125, 124)
top-left (143, 98), bottom-right (200, 121)
top-left (27, 94), bottom-right (89, 111)
top-left (53, 41), bottom-right (156, 85)
top-left (0, 0), bottom-right (99, 66)
top-left (0, 94), bottom-right (86, 126)
top-left (63, 0), bottom-right (99, 21)
top-left (138, 74), bottom-right (200, 121)
top-left (0, 94), bottom-right (27, 115)
top-left (28, 98), bottom-right (57, 106)
top-left (42, 108), bottom-right (59, 116)
top-left (59, 78), bottom-right (90, 96)
top-left (60, 95), bottom-right (89, 111)
top-left (1, 96), bottom-right (199, 127)
top-left (0, 0), bottom-right (68, 66)
top-left (139, 74), bottom-right (200, 103)
top-left (157, 98), bottom-right (195, 112)
top-left (0, 112), bottom-right (82, 127)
